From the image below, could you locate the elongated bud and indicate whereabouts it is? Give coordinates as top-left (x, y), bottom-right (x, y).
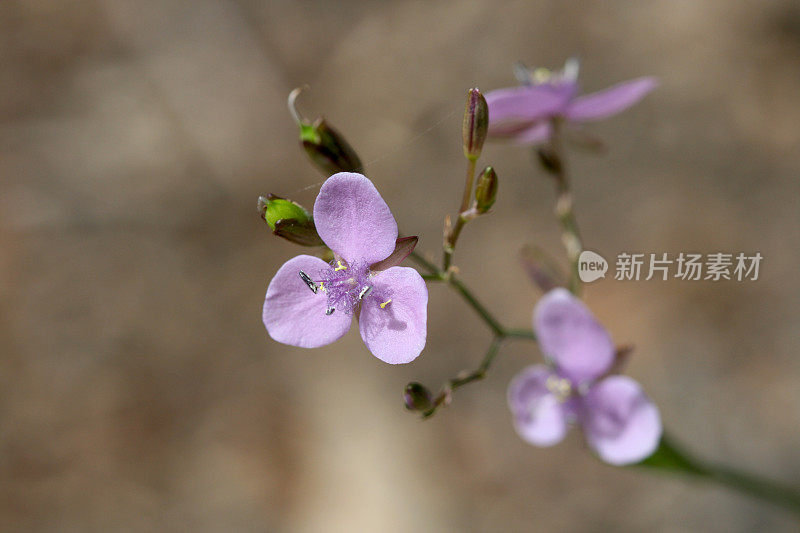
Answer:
top-left (462, 88), bottom-right (489, 161)
top-left (258, 194), bottom-right (324, 246)
top-left (535, 146), bottom-right (563, 175)
top-left (370, 236), bottom-right (418, 272)
top-left (520, 244), bottom-right (567, 293)
top-left (474, 166), bottom-right (498, 213)
top-left (301, 119), bottom-right (363, 176)
top-left (289, 87), bottom-right (363, 176)
top-left (403, 382), bottom-right (433, 412)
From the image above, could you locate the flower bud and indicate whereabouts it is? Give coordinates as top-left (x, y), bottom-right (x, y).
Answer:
top-left (301, 118), bottom-right (363, 176)
top-left (403, 382), bottom-right (433, 412)
top-left (474, 166), bottom-right (498, 213)
top-left (462, 88), bottom-right (489, 161)
top-left (258, 194), bottom-right (324, 247)
top-left (370, 236), bottom-right (418, 272)
top-left (535, 146), bottom-right (563, 175)
top-left (289, 87), bottom-right (363, 176)
top-left (520, 244), bottom-right (566, 293)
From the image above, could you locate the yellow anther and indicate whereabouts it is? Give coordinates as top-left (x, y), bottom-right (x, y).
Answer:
top-left (334, 260), bottom-right (347, 271)
top-left (533, 67), bottom-right (551, 83)
top-left (379, 299), bottom-right (392, 309)
top-left (546, 375), bottom-right (572, 402)
top-left (318, 282), bottom-right (325, 292)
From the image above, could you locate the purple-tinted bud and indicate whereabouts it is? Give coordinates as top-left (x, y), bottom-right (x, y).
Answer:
top-left (258, 194), bottom-right (324, 247)
top-left (404, 382), bottom-right (433, 412)
top-left (462, 88), bottom-right (489, 161)
top-left (474, 166), bottom-right (498, 213)
top-left (520, 245), bottom-right (567, 293)
top-left (370, 236), bottom-right (418, 272)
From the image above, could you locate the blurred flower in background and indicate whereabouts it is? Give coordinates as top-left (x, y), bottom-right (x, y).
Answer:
top-left (485, 59), bottom-right (658, 145)
top-left (508, 288), bottom-right (661, 465)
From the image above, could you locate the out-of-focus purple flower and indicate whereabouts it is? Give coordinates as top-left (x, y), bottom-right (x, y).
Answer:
top-left (486, 59), bottom-right (658, 145)
top-left (508, 288), bottom-right (661, 465)
top-left (263, 172), bottom-right (428, 364)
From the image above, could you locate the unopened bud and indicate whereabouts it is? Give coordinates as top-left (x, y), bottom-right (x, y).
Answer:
top-left (520, 245), bottom-right (567, 293)
top-left (462, 88), bottom-right (488, 161)
top-left (474, 166), bottom-right (498, 213)
top-left (301, 119), bottom-right (363, 176)
top-left (403, 382), bottom-right (432, 412)
top-left (536, 147), bottom-right (563, 175)
top-left (289, 87), bottom-right (363, 176)
top-left (258, 194), bottom-right (324, 246)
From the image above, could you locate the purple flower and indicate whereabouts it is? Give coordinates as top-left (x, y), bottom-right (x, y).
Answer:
top-left (486, 59), bottom-right (657, 145)
top-left (262, 172), bottom-right (428, 364)
top-left (508, 288), bottom-right (661, 465)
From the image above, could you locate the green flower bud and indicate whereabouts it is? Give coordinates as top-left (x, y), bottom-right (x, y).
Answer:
top-left (258, 194), bottom-right (324, 247)
top-left (259, 194), bottom-right (310, 230)
top-left (474, 166), bottom-right (498, 213)
top-left (403, 382), bottom-right (433, 412)
top-left (301, 118), bottom-right (363, 176)
top-left (462, 88), bottom-right (489, 161)
top-left (289, 87), bottom-right (363, 176)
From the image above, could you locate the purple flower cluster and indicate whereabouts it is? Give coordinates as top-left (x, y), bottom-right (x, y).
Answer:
top-left (508, 288), bottom-right (661, 465)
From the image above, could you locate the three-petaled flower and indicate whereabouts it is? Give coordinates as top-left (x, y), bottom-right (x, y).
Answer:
top-left (263, 172), bottom-right (428, 364)
top-left (485, 59), bottom-right (657, 145)
top-left (508, 288), bottom-right (661, 465)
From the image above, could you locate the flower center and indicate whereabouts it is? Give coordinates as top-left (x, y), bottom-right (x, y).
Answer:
top-left (545, 375), bottom-right (573, 402)
top-left (298, 259), bottom-right (392, 316)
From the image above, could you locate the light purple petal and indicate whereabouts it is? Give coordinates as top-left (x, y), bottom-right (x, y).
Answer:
top-left (582, 375), bottom-right (662, 465)
top-left (533, 288), bottom-right (615, 385)
top-left (263, 255), bottom-right (352, 348)
top-left (313, 172), bottom-right (398, 264)
top-left (358, 266), bottom-right (427, 364)
top-left (507, 365), bottom-right (568, 446)
top-left (486, 84), bottom-right (574, 136)
top-left (508, 121), bottom-right (552, 146)
top-left (565, 77), bottom-right (657, 122)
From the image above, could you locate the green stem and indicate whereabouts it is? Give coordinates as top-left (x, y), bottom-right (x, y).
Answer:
top-left (409, 251), bottom-right (538, 418)
top-left (448, 275), bottom-right (504, 336)
top-left (638, 434), bottom-right (800, 516)
top-left (421, 336), bottom-right (503, 419)
top-left (541, 120), bottom-right (583, 295)
top-left (460, 158), bottom-right (477, 215)
top-left (503, 328), bottom-right (538, 340)
top-left (443, 159), bottom-right (478, 271)
top-left (410, 251), bottom-right (507, 337)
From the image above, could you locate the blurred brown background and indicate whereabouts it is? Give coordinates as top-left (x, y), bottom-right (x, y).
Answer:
top-left (1, 1), bottom-right (799, 531)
